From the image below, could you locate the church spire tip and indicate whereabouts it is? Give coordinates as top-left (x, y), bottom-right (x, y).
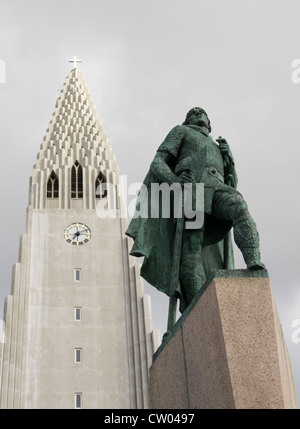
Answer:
top-left (68, 56), bottom-right (82, 69)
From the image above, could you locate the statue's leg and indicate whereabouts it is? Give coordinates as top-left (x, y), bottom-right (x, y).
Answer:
top-left (212, 191), bottom-right (265, 270)
top-left (180, 229), bottom-right (206, 305)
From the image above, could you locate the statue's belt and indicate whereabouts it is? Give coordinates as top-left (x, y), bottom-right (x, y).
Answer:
top-left (205, 165), bottom-right (224, 183)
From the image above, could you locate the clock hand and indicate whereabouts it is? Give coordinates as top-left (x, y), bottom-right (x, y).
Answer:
top-left (76, 229), bottom-right (90, 236)
top-left (72, 230), bottom-right (89, 239)
top-left (71, 226), bottom-right (79, 239)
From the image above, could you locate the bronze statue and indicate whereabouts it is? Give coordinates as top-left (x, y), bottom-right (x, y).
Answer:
top-left (126, 107), bottom-right (265, 326)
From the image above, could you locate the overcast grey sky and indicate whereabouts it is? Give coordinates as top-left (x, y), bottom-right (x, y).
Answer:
top-left (0, 0), bottom-right (300, 405)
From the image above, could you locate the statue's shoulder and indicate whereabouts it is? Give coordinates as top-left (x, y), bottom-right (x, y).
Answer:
top-left (167, 124), bottom-right (186, 137)
top-left (157, 125), bottom-right (186, 157)
top-left (163, 124), bottom-right (188, 145)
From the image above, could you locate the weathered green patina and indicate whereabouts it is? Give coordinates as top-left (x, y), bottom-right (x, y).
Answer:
top-left (126, 107), bottom-right (265, 326)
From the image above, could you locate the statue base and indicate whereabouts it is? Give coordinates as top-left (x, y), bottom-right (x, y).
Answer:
top-left (149, 270), bottom-right (298, 409)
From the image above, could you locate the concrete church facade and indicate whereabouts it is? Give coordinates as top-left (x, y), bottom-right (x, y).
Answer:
top-left (0, 67), bottom-right (159, 409)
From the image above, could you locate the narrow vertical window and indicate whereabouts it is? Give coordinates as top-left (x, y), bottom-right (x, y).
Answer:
top-left (71, 165), bottom-right (77, 198)
top-left (95, 172), bottom-right (107, 199)
top-left (74, 307), bottom-right (81, 321)
top-left (77, 162), bottom-right (83, 198)
top-left (75, 348), bottom-right (82, 363)
top-left (47, 171), bottom-right (59, 198)
top-left (71, 161), bottom-right (83, 199)
top-left (74, 269), bottom-right (81, 282)
top-left (75, 393), bottom-right (83, 409)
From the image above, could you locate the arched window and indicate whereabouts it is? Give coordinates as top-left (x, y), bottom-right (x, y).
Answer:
top-left (95, 172), bottom-right (107, 199)
top-left (71, 161), bottom-right (83, 199)
top-left (47, 171), bottom-right (59, 198)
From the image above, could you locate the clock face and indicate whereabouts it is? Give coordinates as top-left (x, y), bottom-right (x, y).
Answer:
top-left (64, 223), bottom-right (91, 245)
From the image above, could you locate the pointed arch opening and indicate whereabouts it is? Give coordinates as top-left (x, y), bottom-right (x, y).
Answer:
top-left (95, 172), bottom-right (107, 199)
top-left (71, 161), bottom-right (83, 199)
top-left (47, 171), bottom-right (59, 198)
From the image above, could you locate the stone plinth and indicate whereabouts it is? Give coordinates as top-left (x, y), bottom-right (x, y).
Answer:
top-left (149, 270), bottom-right (298, 409)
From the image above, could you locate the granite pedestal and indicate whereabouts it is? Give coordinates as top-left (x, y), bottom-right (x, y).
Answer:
top-left (149, 270), bottom-right (298, 409)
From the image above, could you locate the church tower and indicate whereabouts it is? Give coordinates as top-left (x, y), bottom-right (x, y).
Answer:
top-left (0, 65), bottom-right (159, 409)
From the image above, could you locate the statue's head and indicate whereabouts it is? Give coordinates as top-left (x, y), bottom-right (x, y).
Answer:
top-left (182, 107), bottom-right (211, 133)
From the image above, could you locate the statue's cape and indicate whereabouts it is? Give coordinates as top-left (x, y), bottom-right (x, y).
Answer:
top-left (125, 168), bottom-right (234, 313)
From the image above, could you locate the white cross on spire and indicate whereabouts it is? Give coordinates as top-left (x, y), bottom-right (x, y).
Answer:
top-left (69, 56), bottom-right (82, 69)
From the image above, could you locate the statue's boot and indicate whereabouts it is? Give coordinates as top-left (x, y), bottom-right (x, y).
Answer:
top-left (179, 257), bottom-right (207, 305)
top-left (233, 216), bottom-right (265, 270)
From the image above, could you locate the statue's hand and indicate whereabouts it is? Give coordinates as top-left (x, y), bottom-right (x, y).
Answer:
top-left (178, 170), bottom-right (195, 185)
top-left (216, 136), bottom-right (232, 157)
top-left (216, 136), bottom-right (234, 171)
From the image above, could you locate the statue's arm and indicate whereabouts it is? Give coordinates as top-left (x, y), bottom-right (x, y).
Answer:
top-left (150, 151), bottom-right (180, 185)
top-left (151, 125), bottom-right (192, 185)
top-left (216, 137), bottom-right (238, 188)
